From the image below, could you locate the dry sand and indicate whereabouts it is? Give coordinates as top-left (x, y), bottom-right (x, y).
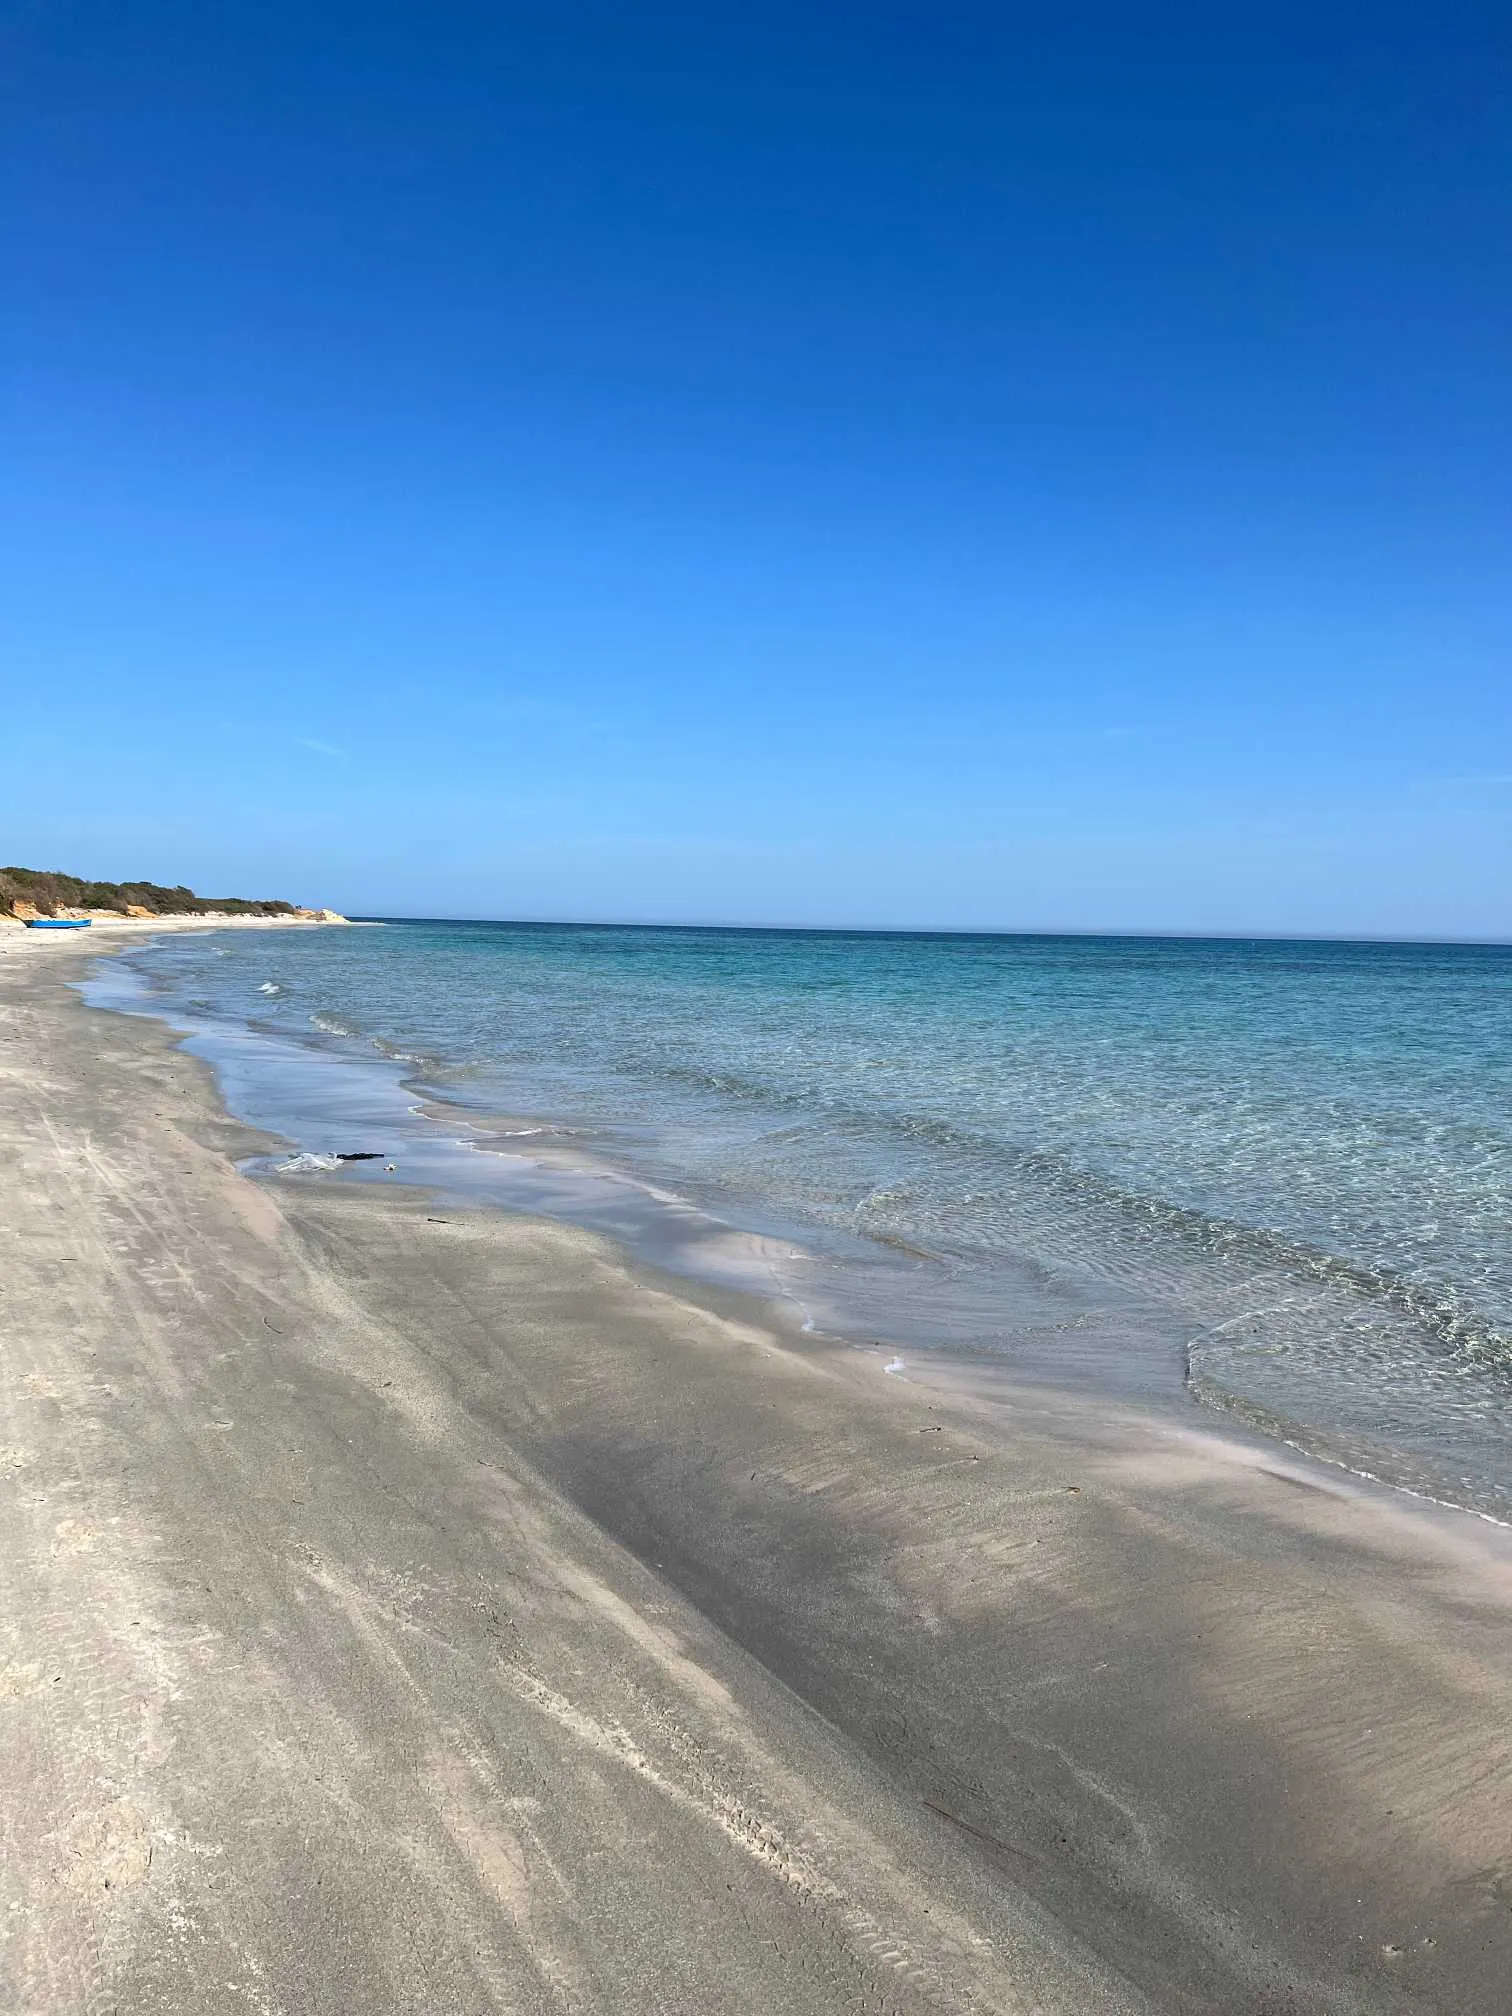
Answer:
top-left (2, 924), bottom-right (1510, 2013)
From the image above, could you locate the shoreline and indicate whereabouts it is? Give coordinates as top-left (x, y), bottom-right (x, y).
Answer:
top-left (4, 927), bottom-right (1512, 2012)
top-left (0, 911), bottom-right (365, 950)
top-left (88, 922), bottom-right (1512, 1529)
top-left (81, 931), bottom-right (1206, 1404)
top-left (83, 930), bottom-right (1512, 1544)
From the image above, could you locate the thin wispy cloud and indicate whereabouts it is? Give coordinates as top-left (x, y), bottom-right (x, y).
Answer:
top-left (296, 737), bottom-right (348, 759)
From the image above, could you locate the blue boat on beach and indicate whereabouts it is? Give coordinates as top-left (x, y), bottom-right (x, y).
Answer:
top-left (24, 917), bottom-right (92, 929)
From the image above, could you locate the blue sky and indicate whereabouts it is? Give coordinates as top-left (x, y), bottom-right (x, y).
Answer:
top-left (3, 2), bottom-right (1508, 934)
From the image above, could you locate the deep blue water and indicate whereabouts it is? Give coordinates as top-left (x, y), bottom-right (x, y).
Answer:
top-left (100, 921), bottom-right (1512, 1518)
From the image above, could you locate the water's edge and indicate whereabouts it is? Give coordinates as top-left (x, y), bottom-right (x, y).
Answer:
top-left (79, 936), bottom-right (1512, 1527)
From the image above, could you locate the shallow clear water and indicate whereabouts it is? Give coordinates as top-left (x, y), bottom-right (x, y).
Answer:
top-left (100, 921), bottom-right (1512, 1518)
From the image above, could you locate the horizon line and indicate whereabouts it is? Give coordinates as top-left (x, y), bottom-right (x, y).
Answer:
top-left (346, 915), bottom-right (1512, 950)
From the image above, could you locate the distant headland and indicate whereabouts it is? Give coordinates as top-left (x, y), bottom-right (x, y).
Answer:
top-left (1, 864), bottom-right (345, 924)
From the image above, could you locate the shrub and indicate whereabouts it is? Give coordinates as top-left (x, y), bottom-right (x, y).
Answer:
top-left (1, 866), bottom-right (298, 919)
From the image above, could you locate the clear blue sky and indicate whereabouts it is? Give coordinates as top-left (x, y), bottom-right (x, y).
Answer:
top-left (3, 2), bottom-right (1508, 935)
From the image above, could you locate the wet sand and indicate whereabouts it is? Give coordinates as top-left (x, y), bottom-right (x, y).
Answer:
top-left (3, 925), bottom-right (1510, 2013)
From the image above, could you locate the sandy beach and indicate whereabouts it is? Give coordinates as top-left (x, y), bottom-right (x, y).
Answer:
top-left (3, 924), bottom-right (1511, 2015)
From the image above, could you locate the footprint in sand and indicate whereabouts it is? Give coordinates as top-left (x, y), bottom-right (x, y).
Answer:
top-left (50, 1518), bottom-right (98, 1557)
top-left (23, 1372), bottom-right (109, 1406)
top-left (62, 1801), bottom-right (154, 1891)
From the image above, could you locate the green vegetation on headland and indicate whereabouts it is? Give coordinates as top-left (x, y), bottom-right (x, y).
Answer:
top-left (2, 865), bottom-right (303, 920)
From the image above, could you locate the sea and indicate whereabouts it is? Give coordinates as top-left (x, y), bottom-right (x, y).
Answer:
top-left (86, 921), bottom-right (1512, 1522)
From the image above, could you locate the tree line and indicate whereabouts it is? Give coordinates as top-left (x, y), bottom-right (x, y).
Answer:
top-left (1, 865), bottom-right (298, 918)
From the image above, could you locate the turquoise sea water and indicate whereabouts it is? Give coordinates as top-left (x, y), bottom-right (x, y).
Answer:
top-left (101, 922), bottom-right (1512, 1518)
